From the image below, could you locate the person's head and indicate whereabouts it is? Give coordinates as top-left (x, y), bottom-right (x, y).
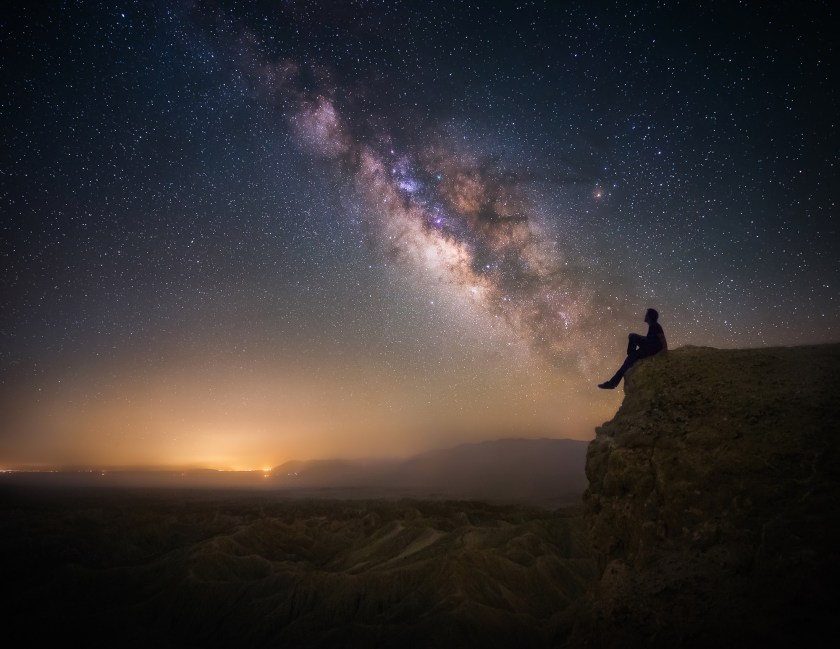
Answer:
top-left (644, 308), bottom-right (659, 323)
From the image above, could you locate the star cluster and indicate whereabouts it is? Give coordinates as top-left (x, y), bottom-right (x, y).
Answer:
top-left (0, 0), bottom-right (836, 468)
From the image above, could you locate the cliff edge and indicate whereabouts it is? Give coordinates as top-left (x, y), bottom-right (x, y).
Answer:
top-left (578, 344), bottom-right (840, 648)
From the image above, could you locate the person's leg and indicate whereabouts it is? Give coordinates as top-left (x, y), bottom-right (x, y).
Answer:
top-left (599, 336), bottom-right (657, 389)
top-left (599, 353), bottom-right (635, 388)
top-left (599, 345), bottom-right (658, 388)
top-left (610, 353), bottom-right (637, 384)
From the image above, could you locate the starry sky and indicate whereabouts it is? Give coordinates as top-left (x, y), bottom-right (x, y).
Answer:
top-left (1, 0), bottom-right (837, 470)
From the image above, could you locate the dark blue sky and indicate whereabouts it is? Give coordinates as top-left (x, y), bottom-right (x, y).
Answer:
top-left (1, 0), bottom-right (836, 467)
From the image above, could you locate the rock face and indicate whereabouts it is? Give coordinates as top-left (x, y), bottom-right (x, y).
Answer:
top-left (579, 344), bottom-right (840, 647)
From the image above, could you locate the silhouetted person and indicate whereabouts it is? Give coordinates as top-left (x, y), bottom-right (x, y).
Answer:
top-left (598, 308), bottom-right (667, 389)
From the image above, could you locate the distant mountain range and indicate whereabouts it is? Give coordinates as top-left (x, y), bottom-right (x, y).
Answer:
top-left (2, 438), bottom-right (590, 506)
top-left (271, 437), bottom-right (589, 504)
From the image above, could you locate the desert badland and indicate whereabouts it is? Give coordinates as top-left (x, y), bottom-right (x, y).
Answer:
top-left (2, 344), bottom-right (839, 647)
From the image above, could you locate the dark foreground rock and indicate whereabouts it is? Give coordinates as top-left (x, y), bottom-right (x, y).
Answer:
top-left (575, 344), bottom-right (840, 648)
top-left (0, 490), bottom-right (593, 648)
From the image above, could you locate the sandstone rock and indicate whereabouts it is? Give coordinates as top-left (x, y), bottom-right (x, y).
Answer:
top-left (578, 344), bottom-right (840, 647)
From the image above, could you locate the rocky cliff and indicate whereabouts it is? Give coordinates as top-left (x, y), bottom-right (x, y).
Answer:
top-left (577, 344), bottom-right (840, 647)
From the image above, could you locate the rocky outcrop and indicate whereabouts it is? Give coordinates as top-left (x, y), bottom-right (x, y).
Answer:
top-left (578, 344), bottom-right (840, 647)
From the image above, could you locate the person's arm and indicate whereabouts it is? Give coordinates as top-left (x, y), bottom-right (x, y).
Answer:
top-left (658, 330), bottom-right (668, 352)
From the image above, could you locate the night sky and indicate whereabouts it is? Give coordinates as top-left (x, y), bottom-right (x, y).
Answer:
top-left (2, 0), bottom-right (837, 470)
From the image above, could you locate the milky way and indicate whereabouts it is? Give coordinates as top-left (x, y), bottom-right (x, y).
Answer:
top-left (238, 43), bottom-right (622, 374)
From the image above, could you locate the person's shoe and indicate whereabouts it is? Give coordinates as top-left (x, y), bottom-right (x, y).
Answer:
top-left (597, 381), bottom-right (616, 389)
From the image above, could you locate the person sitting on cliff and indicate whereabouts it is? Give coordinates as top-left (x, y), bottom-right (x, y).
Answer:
top-left (598, 308), bottom-right (667, 389)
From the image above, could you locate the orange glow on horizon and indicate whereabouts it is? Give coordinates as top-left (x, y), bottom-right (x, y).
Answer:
top-left (0, 332), bottom-right (618, 469)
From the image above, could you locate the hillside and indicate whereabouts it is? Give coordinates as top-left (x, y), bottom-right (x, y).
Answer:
top-left (575, 343), bottom-right (840, 647)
